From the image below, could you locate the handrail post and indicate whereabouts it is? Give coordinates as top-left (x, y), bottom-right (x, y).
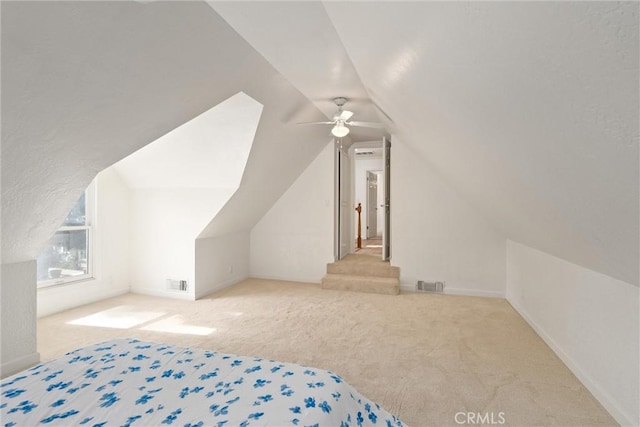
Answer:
top-left (355, 203), bottom-right (362, 249)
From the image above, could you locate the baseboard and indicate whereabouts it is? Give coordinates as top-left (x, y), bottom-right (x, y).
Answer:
top-left (444, 287), bottom-right (504, 298)
top-left (507, 298), bottom-right (635, 426)
top-left (400, 283), bottom-right (504, 298)
top-left (132, 276), bottom-right (249, 300)
top-left (1, 352), bottom-right (40, 379)
top-left (398, 284), bottom-right (505, 299)
top-left (130, 286), bottom-right (195, 301)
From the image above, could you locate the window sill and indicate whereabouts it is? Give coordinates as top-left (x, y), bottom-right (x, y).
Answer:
top-left (37, 276), bottom-right (96, 290)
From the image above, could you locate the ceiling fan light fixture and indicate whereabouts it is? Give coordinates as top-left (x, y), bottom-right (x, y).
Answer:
top-left (331, 123), bottom-right (350, 138)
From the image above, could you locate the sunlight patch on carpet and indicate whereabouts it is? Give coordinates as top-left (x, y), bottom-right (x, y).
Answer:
top-left (140, 315), bottom-right (215, 336)
top-left (67, 306), bottom-right (166, 329)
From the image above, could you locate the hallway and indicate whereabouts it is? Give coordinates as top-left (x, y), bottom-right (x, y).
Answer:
top-left (355, 236), bottom-right (382, 257)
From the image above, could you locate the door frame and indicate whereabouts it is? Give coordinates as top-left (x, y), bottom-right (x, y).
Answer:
top-left (382, 136), bottom-right (391, 261)
top-left (366, 170), bottom-right (378, 239)
top-left (335, 138), bottom-right (390, 261)
top-left (334, 139), bottom-right (353, 260)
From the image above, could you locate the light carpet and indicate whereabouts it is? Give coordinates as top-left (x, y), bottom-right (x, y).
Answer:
top-left (37, 279), bottom-right (615, 426)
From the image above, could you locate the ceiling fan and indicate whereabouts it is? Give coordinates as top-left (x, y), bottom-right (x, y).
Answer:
top-left (298, 97), bottom-right (385, 138)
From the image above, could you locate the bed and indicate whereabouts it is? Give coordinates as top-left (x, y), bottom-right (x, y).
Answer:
top-left (1, 338), bottom-right (405, 426)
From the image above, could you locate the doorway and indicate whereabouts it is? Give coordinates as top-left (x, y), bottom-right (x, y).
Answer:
top-left (334, 137), bottom-right (390, 261)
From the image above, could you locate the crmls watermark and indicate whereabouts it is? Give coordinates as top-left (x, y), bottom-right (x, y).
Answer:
top-left (454, 412), bottom-right (506, 425)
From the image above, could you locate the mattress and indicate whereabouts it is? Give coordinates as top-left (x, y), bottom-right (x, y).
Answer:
top-left (1, 338), bottom-right (404, 426)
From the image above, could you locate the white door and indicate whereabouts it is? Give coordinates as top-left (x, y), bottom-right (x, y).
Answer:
top-left (382, 137), bottom-right (391, 261)
top-left (366, 171), bottom-right (377, 239)
top-left (376, 171), bottom-right (384, 237)
top-left (335, 142), bottom-right (352, 260)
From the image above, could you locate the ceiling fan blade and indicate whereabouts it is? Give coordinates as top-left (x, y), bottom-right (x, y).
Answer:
top-left (347, 121), bottom-right (386, 129)
top-left (339, 110), bottom-right (354, 121)
top-left (296, 121), bottom-right (335, 125)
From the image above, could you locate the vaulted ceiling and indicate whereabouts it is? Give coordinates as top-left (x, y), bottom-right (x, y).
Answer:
top-left (113, 92), bottom-right (262, 190)
top-left (1, 1), bottom-right (330, 263)
top-left (210, 1), bottom-right (639, 286)
top-left (3, 1), bottom-right (637, 287)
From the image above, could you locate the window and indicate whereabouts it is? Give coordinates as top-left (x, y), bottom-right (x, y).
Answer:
top-left (37, 184), bottom-right (95, 287)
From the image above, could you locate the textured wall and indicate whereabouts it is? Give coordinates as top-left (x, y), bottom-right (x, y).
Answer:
top-left (506, 241), bottom-right (639, 426)
top-left (195, 231), bottom-right (251, 299)
top-left (1, 261), bottom-right (39, 377)
top-left (130, 188), bottom-right (234, 299)
top-left (1, 1), bottom-right (328, 373)
top-left (325, 2), bottom-right (639, 286)
top-left (210, 2), bottom-right (639, 285)
top-left (115, 92), bottom-right (261, 299)
top-left (250, 143), bottom-right (334, 283)
top-left (1, 1), bottom-right (328, 265)
top-left (37, 169), bottom-right (132, 318)
top-left (392, 139), bottom-right (507, 296)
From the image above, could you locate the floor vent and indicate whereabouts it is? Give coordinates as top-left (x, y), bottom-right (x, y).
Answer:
top-left (416, 280), bottom-right (444, 293)
top-left (167, 279), bottom-right (188, 292)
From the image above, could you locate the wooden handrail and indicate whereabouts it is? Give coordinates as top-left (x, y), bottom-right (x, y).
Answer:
top-left (355, 203), bottom-right (362, 249)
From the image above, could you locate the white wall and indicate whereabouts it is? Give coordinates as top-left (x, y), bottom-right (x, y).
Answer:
top-left (506, 240), bottom-right (639, 426)
top-left (114, 92), bottom-right (262, 191)
top-left (250, 139), bottom-right (505, 295)
top-left (130, 188), bottom-right (234, 300)
top-left (250, 143), bottom-right (334, 283)
top-left (37, 169), bottom-right (132, 318)
top-left (353, 157), bottom-right (383, 238)
top-left (1, 261), bottom-right (39, 378)
top-left (116, 92), bottom-right (262, 301)
top-left (325, 2), bottom-right (639, 287)
top-left (392, 140), bottom-right (506, 297)
top-left (195, 231), bottom-right (250, 299)
top-left (0, 0), bottom-right (332, 376)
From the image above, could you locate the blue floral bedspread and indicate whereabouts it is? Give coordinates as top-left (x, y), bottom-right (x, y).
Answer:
top-left (1, 338), bottom-right (405, 426)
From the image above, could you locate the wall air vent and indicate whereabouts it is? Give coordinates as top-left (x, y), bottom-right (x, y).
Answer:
top-left (167, 279), bottom-right (188, 292)
top-left (416, 280), bottom-right (444, 293)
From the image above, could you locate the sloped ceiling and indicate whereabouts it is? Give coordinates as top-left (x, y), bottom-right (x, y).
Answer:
top-left (213, 1), bottom-right (638, 285)
top-left (3, 1), bottom-right (637, 287)
top-left (208, 1), bottom-right (390, 142)
top-left (1, 1), bottom-right (330, 263)
top-left (113, 92), bottom-right (262, 190)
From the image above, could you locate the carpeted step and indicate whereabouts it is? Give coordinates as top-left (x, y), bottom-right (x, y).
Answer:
top-left (327, 262), bottom-right (400, 278)
top-left (326, 255), bottom-right (400, 278)
top-left (321, 274), bottom-right (400, 295)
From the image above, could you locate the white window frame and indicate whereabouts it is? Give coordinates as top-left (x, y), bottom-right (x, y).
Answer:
top-left (37, 181), bottom-right (96, 288)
